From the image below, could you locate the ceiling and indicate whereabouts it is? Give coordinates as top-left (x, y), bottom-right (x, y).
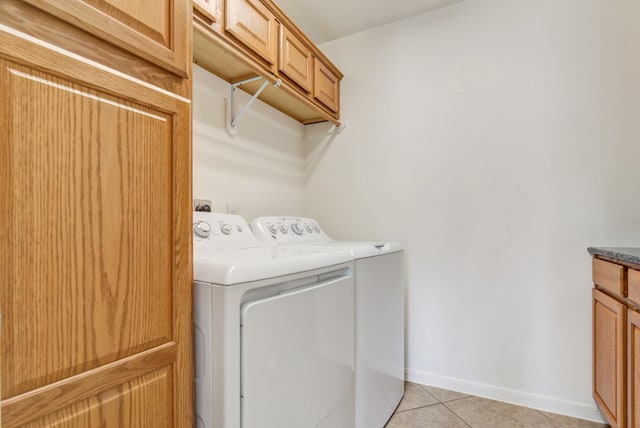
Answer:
top-left (274, 0), bottom-right (465, 44)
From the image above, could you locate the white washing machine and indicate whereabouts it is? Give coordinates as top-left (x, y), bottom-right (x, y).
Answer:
top-left (192, 212), bottom-right (356, 428)
top-left (251, 217), bottom-right (405, 428)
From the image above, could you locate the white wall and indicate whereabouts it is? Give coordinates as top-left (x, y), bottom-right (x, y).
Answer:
top-left (193, 65), bottom-right (306, 220)
top-left (305, 0), bottom-right (640, 421)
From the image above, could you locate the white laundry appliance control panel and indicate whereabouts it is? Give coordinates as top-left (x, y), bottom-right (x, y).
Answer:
top-left (193, 211), bottom-right (261, 247)
top-left (251, 216), bottom-right (331, 244)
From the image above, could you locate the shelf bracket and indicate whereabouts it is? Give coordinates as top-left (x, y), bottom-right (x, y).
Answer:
top-left (230, 76), bottom-right (282, 128)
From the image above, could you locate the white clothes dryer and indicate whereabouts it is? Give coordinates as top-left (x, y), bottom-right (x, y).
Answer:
top-left (251, 216), bottom-right (405, 428)
top-left (193, 212), bottom-right (356, 428)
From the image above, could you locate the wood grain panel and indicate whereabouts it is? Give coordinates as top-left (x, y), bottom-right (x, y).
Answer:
top-left (593, 288), bottom-right (626, 428)
top-left (279, 25), bottom-right (312, 93)
top-left (629, 310), bottom-right (640, 428)
top-left (1, 61), bottom-right (173, 397)
top-left (23, 0), bottom-right (189, 76)
top-left (594, 258), bottom-right (626, 297)
top-left (2, 343), bottom-right (176, 426)
top-left (226, 0), bottom-right (277, 65)
top-left (22, 367), bottom-right (172, 427)
top-left (0, 0), bottom-right (189, 97)
top-left (313, 57), bottom-right (339, 114)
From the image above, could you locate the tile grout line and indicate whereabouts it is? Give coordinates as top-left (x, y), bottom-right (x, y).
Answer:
top-left (417, 383), bottom-right (473, 427)
top-left (537, 409), bottom-right (560, 427)
top-left (440, 399), bottom-right (473, 428)
top-left (393, 401), bottom-right (442, 414)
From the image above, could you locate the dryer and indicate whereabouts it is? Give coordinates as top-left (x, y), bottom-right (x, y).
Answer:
top-left (193, 212), bottom-right (356, 428)
top-left (251, 216), bottom-right (405, 428)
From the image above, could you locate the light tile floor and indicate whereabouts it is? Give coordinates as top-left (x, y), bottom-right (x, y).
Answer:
top-left (384, 382), bottom-right (609, 428)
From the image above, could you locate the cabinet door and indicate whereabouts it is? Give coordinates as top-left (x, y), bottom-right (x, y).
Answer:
top-left (23, 0), bottom-right (189, 76)
top-left (0, 26), bottom-right (192, 427)
top-left (629, 310), bottom-right (640, 427)
top-left (279, 25), bottom-right (313, 93)
top-left (226, 0), bottom-right (277, 66)
top-left (313, 57), bottom-right (340, 114)
top-left (194, 0), bottom-right (220, 23)
top-left (593, 288), bottom-right (626, 428)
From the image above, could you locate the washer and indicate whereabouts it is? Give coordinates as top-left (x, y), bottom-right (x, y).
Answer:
top-left (251, 217), bottom-right (405, 428)
top-left (193, 212), bottom-right (356, 428)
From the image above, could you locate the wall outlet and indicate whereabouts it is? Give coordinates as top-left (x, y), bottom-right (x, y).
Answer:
top-left (194, 199), bottom-right (212, 212)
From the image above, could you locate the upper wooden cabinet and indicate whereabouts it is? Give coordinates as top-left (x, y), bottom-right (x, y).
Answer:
top-left (22, 0), bottom-right (190, 77)
top-left (193, 0), bottom-right (343, 125)
top-left (226, 0), bottom-right (278, 67)
top-left (314, 57), bottom-right (340, 113)
top-left (279, 25), bottom-right (313, 93)
top-left (194, 0), bottom-right (221, 23)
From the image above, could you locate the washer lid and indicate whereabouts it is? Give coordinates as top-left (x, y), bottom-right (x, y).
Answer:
top-left (313, 241), bottom-right (404, 258)
top-left (193, 245), bottom-right (353, 285)
top-left (275, 241), bottom-right (403, 259)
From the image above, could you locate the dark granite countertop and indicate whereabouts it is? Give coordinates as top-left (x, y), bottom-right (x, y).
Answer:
top-left (588, 247), bottom-right (640, 265)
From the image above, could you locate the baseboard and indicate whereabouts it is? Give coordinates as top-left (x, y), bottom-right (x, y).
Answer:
top-left (405, 368), bottom-right (605, 423)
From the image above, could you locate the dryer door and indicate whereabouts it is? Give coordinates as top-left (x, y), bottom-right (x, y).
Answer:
top-left (241, 273), bottom-right (355, 428)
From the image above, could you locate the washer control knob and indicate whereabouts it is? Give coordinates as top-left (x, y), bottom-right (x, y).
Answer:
top-left (279, 224), bottom-right (289, 234)
top-left (220, 223), bottom-right (233, 235)
top-left (305, 224), bottom-right (313, 233)
top-left (268, 224), bottom-right (279, 234)
top-left (292, 223), bottom-right (304, 235)
top-left (314, 225), bottom-right (321, 233)
top-left (193, 221), bottom-right (211, 239)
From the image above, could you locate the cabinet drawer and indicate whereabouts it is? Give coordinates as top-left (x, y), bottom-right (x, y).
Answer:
top-left (629, 269), bottom-right (640, 305)
top-left (594, 258), bottom-right (626, 297)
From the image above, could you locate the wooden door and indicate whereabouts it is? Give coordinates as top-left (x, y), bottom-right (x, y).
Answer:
top-left (226, 0), bottom-right (278, 66)
top-left (279, 25), bottom-right (313, 93)
top-left (629, 310), bottom-right (640, 428)
top-left (313, 57), bottom-right (340, 114)
top-left (593, 288), bottom-right (626, 428)
top-left (0, 23), bottom-right (192, 427)
top-left (22, 0), bottom-right (189, 76)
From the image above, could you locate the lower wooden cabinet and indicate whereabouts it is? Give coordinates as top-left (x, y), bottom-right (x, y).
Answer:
top-left (0, 14), bottom-right (193, 427)
top-left (629, 310), bottom-right (640, 427)
top-left (592, 257), bottom-right (640, 428)
top-left (593, 288), bottom-right (626, 427)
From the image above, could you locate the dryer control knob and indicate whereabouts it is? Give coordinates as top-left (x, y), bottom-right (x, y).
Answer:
top-left (292, 223), bottom-right (304, 235)
top-left (193, 221), bottom-right (211, 239)
top-left (305, 224), bottom-right (313, 233)
top-left (279, 224), bottom-right (289, 234)
top-left (220, 223), bottom-right (233, 235)
top-left (314, 225), bottom-right (321, 233)
top-left (268, 224), bottom-right (279, 234)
